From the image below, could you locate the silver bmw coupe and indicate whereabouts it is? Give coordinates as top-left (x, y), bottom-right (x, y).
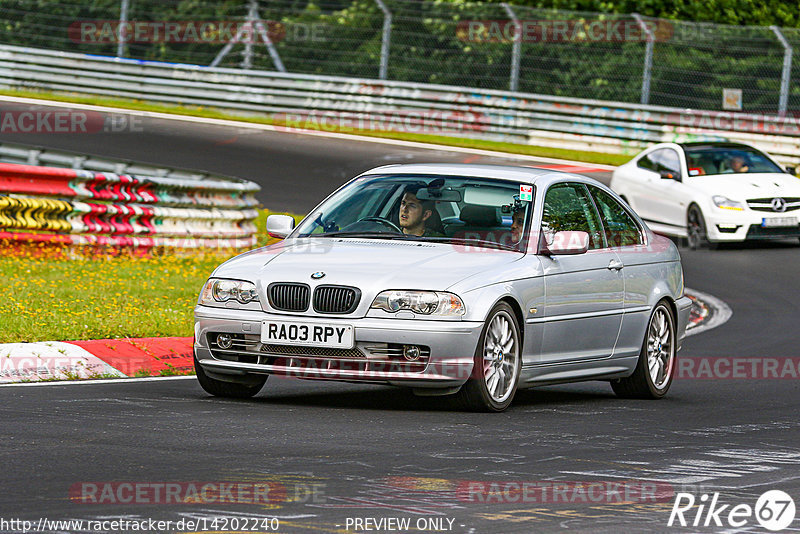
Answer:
top-left (194, 164), bottom-right (692, 411)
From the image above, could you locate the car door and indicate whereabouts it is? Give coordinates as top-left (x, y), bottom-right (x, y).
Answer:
top-left (634, 148), bottom-right (693, 233)
top-left (538, 182), bottom-right (624, 363)
top-left (624, 150), bottom-right (662, 223)
top-left (588, 185), bottom-right (653, 359)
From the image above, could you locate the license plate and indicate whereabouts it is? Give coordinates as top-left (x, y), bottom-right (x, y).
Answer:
top-left (762, 217), bottom-right (798, 228)
top-left (261, 320), bottom-right (354, 348)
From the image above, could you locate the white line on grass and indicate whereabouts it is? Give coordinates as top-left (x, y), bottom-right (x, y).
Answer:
top-left (0, 94), bottom-right (617, 170)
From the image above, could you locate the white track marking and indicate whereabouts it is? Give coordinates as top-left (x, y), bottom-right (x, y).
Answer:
top-left (685, 287), bottom-right (733, 337)
top-left (0, 375), bottom-right (196, 387)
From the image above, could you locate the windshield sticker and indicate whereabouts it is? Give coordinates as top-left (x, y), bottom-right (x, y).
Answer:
top-left (519, 184), bottom-right (533, 201)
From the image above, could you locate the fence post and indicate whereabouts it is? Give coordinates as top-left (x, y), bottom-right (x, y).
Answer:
top-left (770, 26), bottom-right (792, 116)
top-left (242, 0), bottom-right (257, 69)
top-left (117, 0), bottom-right (130, 58)
top-left (255, 19), bottom-right (287, 72)
top-left (211, 0), bottom-right (285, 72)
top-left (632, 13), bottom-right (654, 105)
top-left (374, 0), bottom-right (391, 80)
top-left (501, 3), bottom-right (521, 92)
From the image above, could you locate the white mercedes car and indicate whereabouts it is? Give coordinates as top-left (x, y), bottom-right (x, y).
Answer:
top-left (610, 142), bottom-right (800, 248)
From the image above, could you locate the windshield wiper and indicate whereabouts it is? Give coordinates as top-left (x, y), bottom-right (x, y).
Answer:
top-left (420, 236), bottom-right (520, 251)
top-left (307, 231), bottom-right (412, 239)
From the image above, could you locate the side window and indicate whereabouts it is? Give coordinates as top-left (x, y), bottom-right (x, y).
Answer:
top-left (589, 186), bottom-right (644, 247)
top-left (542, 183), bottom-right (604, 250)
top-left (636, 152), bottom-right (658, 171)
top-left (638, 149), bottom-right (680, 175)
top-left (655, 149), bottom-right (681, 174)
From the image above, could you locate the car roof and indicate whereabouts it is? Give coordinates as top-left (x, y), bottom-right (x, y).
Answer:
top-left (679, 141), bottom-right (756, 151)
top-left (358, 163), bottom-right (602, 187)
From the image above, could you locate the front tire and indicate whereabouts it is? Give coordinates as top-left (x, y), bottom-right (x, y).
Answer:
top-left (611, 301), bottom-right (676, 399)
top-left (195, 354), bottom-right (267, 399)
top-left (455, 303), bottom-right (522, 412)
top-left (687, 205), bottom-right (712, 250)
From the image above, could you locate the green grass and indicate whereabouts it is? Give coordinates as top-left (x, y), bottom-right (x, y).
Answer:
top-left (0, 88), bottom-right (631, 167)
top-left (0, 250), bottom-right (223, 342)
top-left (0, 209), bottom-right (303, 343)
top-left (0, 85), bottom-right (626, 345)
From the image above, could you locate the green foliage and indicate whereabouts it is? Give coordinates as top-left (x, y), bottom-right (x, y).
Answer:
top-left (513, 0), bottom-right (799, 28)
top-left (0, 0), bottom-right (797, 110)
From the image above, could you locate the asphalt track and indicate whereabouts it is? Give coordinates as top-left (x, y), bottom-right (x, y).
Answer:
top-left (2, 100), bottom-right (800, 533)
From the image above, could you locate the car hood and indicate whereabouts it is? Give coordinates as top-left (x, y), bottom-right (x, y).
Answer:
top-left (214, 237), bottom-right (524, 293)
top-left (687, 173), bottom-right (800, 200)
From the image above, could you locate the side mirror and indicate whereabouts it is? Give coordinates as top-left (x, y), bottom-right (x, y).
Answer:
top-left (266, 214), bottom-right (295, 239)
top-left (540, 231), bottom-right (589, 256)
top-left (660, 169), bottom-right (680, 181)
top-left (786, 166), bottom-right (796, 176)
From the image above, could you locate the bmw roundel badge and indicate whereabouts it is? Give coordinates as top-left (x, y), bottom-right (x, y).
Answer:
top-left (311, 272), bottom-right (326, 280)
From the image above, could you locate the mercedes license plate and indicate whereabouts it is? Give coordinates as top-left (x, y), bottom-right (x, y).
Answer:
top-left (762, 217), bottom-right (798, 228)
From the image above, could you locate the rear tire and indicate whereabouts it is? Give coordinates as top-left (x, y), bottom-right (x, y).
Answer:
top-left (194, 354), bottom-right (267, 399)
top-left (611, 301), bottom-right (676, 399)
top-left (454, 303), bottom-right (522, 412)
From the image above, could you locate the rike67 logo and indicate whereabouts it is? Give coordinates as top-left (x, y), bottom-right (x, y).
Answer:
top-left (668, 490), bottom-right (796, 531)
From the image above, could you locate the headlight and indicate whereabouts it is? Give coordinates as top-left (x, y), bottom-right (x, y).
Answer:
top-left (370, 290), bottom-right (465, 316)
top-left (712, 196), bottom-right (744, 211)
top-left (199, 279), bottom-right (259, 305)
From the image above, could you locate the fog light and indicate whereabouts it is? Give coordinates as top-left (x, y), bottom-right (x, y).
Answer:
top-left (716, 224), bottom-right (740, 233)
top-left (403, 345), bottom-right (421, 361)
top-left (217, 333), bottom-right (233, 349)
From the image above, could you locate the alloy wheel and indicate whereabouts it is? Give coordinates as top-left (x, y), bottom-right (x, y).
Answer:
top-left (647, 306), bottom-right (674, 389)
top-left (482, 311), bottom-right (519, 403)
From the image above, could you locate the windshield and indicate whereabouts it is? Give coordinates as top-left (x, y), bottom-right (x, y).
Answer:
top-left (684, 145), bottom-right (784, 176)
top-left (294, 174), bottom-right (533, 250)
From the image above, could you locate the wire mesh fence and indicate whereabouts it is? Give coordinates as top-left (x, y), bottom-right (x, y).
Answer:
top-left (0, 0), bottom-right (797, 113)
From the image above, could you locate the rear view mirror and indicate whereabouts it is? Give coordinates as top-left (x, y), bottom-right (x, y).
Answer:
top-left (540, 231), bottom-right (589, 256)
top-left (266, 214), bottom-right (295, 239)
top-left (416, 188), bottom-right (462, 202)
top-left (786, 166), bottom-right (797, 176)
top-left (660, 169), bottom-right (680, 181)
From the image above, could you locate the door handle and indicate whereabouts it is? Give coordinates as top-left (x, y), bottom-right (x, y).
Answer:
top-left (607, 259), bottom-right (624, 271)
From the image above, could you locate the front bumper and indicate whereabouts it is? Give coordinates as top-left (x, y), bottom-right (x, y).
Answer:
top-left (675, 295), bottom-right (693, 349)
top-left (706, 209), bottom-right (800, 242)
top-left (194, 306), bottom-right (483, 388)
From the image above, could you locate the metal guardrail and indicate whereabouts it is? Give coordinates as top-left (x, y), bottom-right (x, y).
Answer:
top-left (0, 140), bottom-right (260, 249)
top-left (0, 141), bottom-right (260, 191)
top-left (1, 43), bottom-right (799, 167)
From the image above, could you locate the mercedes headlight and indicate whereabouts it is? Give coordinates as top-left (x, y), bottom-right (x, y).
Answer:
top-left (712, 196), bottom-right (744, 211)
top-left (199, 279), bottom-right (259, 305)
top-left (370, 290), bottom-right (465, 316)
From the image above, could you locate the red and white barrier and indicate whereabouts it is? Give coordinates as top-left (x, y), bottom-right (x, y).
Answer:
top-left (0, 337), bottom-right (194, 383)
top-left (0, 157), bottom-right (260, 249)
